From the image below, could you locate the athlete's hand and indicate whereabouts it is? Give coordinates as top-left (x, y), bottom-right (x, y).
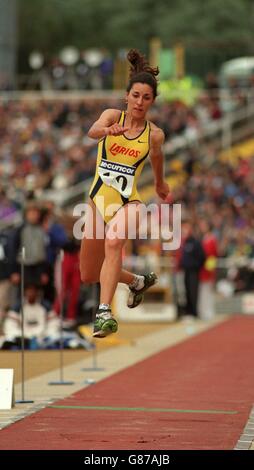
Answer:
top-left (104, 124), bottom-right (129, 136)
top-left (155, 180), bottom-right (170, 200)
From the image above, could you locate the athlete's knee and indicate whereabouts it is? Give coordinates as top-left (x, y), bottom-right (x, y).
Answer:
top-left (105, 237), bottom-right (124, 251)
top-left (80, 270), bottom-right (99, 284)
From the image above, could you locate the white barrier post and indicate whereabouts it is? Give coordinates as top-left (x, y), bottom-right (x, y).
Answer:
top-left (0, 369), bottom-right (15, 409)
top-left (48, 250), bottom-right (74, 386)
top-left (16, 247), bottom-right (34, 404)
top-left (82, 284), bottom-right (104, 382)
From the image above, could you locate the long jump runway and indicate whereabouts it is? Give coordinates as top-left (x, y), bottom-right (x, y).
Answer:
top-left (0, 315), bottom-right (254, 450)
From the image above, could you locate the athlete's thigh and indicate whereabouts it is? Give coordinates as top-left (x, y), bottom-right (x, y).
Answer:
top-left (106, 201), bottom-right (141, 242)
top-left (80, 199), bottom-right (105, 281)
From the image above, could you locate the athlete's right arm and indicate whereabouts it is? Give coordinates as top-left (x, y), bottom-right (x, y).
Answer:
top-left (87, 109), bottom-right (129, 139)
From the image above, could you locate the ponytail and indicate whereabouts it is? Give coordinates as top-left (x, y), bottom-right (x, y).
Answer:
top-left (126, 49), bottom-right (159, 98)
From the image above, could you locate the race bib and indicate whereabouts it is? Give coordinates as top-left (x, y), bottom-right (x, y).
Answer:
top-left (98, 159), bottom-right (136, 198)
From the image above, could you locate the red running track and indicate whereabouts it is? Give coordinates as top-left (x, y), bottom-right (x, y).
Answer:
top-left (1, 315), bottom-right (254, 450)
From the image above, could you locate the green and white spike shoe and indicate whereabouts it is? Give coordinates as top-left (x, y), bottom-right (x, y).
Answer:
top-left (127, 272), bottom-right (158, 309)
top-left (93, 309), bottom-right (118, 338)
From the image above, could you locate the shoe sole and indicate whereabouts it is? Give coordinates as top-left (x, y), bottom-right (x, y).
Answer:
top-left (93, 319), bottom-right (118, 338)
top-left (93, 330), bottom-right (106, 338)
top-left (128, 274), bottom-right (158, 309)
top-left (127, 292), bottom-right (144, 309)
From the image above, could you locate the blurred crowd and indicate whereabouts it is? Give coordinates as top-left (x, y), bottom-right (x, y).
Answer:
top-left (0, 99), bottom-right (105, 200)
top-left (124, 145), bottom-right (254, 318)
top-left (173, 152), bottom-right (254, 260)
top-left (140, 148), bottom-right (254, 291)
top-left (0, 88), bottom-right (254, 345)
top-left (0, 89), bottom-right (223, 200)
top-left (0, 199), bottom-right (98, 349)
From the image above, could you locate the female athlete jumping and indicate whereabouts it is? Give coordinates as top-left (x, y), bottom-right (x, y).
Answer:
top-left (80, 49), bottom-right (169, 337)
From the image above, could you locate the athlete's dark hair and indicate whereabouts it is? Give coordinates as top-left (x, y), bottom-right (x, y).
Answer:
top-left (126, 49), bottom-right (159, 98)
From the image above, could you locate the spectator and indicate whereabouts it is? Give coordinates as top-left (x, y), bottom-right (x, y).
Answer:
top-left (179, 221), bottom-right (206, 318)
top-left (53, 216), bottom-right (81, 329)
top-left (198, 219), bottom-right (218, 320)
top-left (0, 227), bottom-right (12, 326)
top-left (10, 203), bottom-right (49, 304)
top-left (3, 283), bottom-right (47, 348)
top-left (0, 189), bottom-right (17, 223)
top-left (41, 201), bottom-right (68, 305)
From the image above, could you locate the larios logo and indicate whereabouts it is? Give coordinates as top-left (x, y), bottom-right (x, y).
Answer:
top-left (109, 143), bottom-right (141, 158)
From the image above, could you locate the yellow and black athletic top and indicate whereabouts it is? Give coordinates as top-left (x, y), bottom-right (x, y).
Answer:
top-left (89, 110), bottom-right (151, 223)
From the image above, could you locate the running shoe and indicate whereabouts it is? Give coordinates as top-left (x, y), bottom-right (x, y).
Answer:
top-left (127, 272), bottom-right (158, 309)
top-left (93, 309), bottom-right (118, 338)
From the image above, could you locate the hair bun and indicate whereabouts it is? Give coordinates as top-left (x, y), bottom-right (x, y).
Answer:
top-left (127, 49), bottom-right (141, 66)
top-left (127, 49), bottom-right (159, 79)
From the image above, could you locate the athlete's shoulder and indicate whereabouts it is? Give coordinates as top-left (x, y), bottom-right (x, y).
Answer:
top-left (99, 108), bottom-right (122, 123)
top-left (149, 122), bottom-right (165, 146)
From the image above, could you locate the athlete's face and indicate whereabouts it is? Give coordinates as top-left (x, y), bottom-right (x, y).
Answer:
top-left (126, 83), bottom-right (154, 118)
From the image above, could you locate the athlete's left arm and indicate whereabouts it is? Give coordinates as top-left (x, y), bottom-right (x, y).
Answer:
top-left (149, 127), bottom-right (170, 200)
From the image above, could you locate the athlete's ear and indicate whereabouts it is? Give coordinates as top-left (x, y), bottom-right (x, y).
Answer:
top-left (125, 92), bottom-right (129, 104)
